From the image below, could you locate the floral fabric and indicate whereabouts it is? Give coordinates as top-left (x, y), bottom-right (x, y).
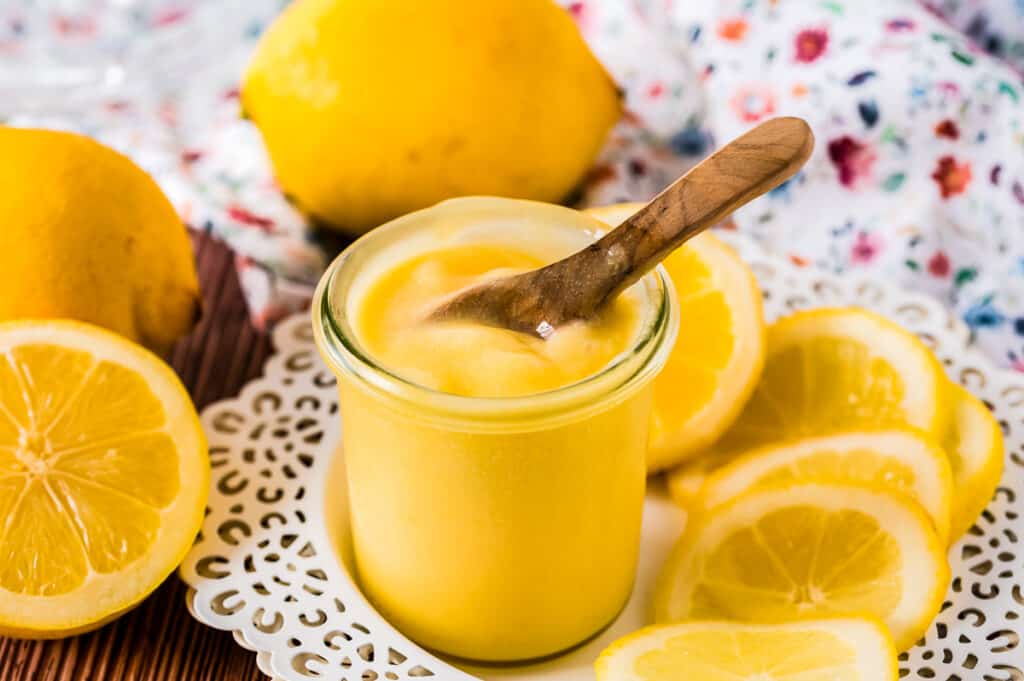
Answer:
top-left (576, 0), bottom-right (1024, 372)
top-left (930, 0), bottom-right (1024, 74)
top-left (2, 0), bottom-right (1023, 370)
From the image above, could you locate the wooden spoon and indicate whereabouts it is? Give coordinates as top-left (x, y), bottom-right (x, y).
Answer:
top-left (428, 116), bottom-right (814, 338)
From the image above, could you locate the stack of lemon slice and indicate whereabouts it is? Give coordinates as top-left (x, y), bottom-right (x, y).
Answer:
top-left (589, 205), bottom-right (1005, 680)
top-left (600, 306), bottom-right (1004, 678)
top-left (666, 306), bottom-right (1005, 547)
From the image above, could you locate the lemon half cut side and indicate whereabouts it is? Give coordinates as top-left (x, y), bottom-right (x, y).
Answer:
top-left (0, 320), bottom-right (208, 638)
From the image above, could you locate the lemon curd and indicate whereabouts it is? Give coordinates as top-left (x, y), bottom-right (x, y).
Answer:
top-left (356, 245), bottom-right (642, 397)
top-left (313, 197), bottom-right (677, 662)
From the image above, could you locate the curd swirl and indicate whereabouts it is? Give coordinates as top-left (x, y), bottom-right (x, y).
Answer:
top-left (356, 244), bottom-right (642, 397)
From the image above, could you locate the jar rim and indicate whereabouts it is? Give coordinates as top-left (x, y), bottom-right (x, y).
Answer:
top-left (312, 197), bottom-right (678, 431)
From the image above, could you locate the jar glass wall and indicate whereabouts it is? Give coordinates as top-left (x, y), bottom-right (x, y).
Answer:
top-left (313, 197), bottom-right (677, 662)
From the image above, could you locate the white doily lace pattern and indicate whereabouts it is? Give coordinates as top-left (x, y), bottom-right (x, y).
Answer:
top-left (181, 233), bottom-right (1023, 680)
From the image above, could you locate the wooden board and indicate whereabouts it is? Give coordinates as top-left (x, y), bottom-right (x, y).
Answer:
top-left (0, 232), bottom-right (274, 681)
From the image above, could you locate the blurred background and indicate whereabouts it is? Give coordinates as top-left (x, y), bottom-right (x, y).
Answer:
top-left (1, 0), bottom-right (1022, 369)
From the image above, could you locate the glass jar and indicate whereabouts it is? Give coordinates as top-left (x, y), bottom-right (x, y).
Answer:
top-left (313, 197), bottom-right (677, 662)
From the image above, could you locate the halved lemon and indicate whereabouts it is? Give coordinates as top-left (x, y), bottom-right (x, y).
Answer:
top-left (0, 320), bottom-right (208, 637)
top-left (697, 430), bottom-right (954, 543)
top-left (586, 204), bottom-right (764, 471)
top-left (596, 618), bottom-right (898, 681)
top-left (944, 383), bottom-right (1005, 541)
top-left (655, 482), bottom-right (949, 651)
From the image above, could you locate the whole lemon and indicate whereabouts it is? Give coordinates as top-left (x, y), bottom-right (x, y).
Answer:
top-left (243, 0), bottom-right (622, 234)
top-left (0, 128), bottom-right (200, 354)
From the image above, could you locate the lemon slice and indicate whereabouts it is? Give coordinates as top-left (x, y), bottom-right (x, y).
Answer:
top-left (944, 383), bottom-right (1005, 541)
top-left (667, 308), bottom-right (950, 506)
top-left (697, 430), bottom-right (954, 543)
top-left (596, 618), bottom-right (898, 681)
top-left (587, 204), bottom-right (765, 471)
top-left (715, 308), bottom-right (949, 455)
top-left (655, 482), bottom-right (949, 651)
top-left (0, 320), bottom-right (208, 637)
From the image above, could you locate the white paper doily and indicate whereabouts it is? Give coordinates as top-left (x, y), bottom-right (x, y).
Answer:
top-left (180, 232), bottom-right (1024, 680)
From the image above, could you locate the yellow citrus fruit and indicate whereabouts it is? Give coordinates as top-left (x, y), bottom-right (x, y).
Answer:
top-left (716, 308), bottom-right (950, 454)
top-left (655, 482), bottom-right (949, 652)
top-left (0, 127), bottom-right (200, 354)
top-left (944, 383), bottom-right (1005, 541)
top-left (245, 0), bottom-right (621, 234)
top-left (668, 307), bottom-right (949, 505)
top-left (587, 204), bottom-right (765, 472)
top-left (596, 618), bottom-right (898, 681)
top-left (696, 430), bottom-right (954, 544)
top-left (0, 321), bottom-right (208, 638)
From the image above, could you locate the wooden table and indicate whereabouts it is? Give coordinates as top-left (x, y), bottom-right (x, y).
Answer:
top-left (0, 233), bottom-right (273, 681)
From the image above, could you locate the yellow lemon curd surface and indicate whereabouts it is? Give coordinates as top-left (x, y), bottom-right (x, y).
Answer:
top-left (357, 244), bottom-right (641, 397)
top-left (314, 198), bottom-right (673, 662)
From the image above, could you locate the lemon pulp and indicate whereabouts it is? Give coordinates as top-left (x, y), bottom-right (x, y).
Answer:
top-left (697, 430), bottom-right (954, 543)
top-left (595, 619), bottom-right (898, 681)
top-left (0, 344), bottom-right (178, 594)
top-left (635, 629), bottom-right (859, 679)
top-left (690, 504), bottom-right (902, 619)
top-left (656, 483), bottom-right (949, 651)
top-left (0, 321), bottom-right (207, 637)
top-left (717, 308), bottom-right (948, 453)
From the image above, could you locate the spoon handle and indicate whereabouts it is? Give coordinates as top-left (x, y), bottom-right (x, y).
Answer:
top-left (560, 117), bottom-right (814, 313)
top-left (426, 117), bottom-right (814, 336)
